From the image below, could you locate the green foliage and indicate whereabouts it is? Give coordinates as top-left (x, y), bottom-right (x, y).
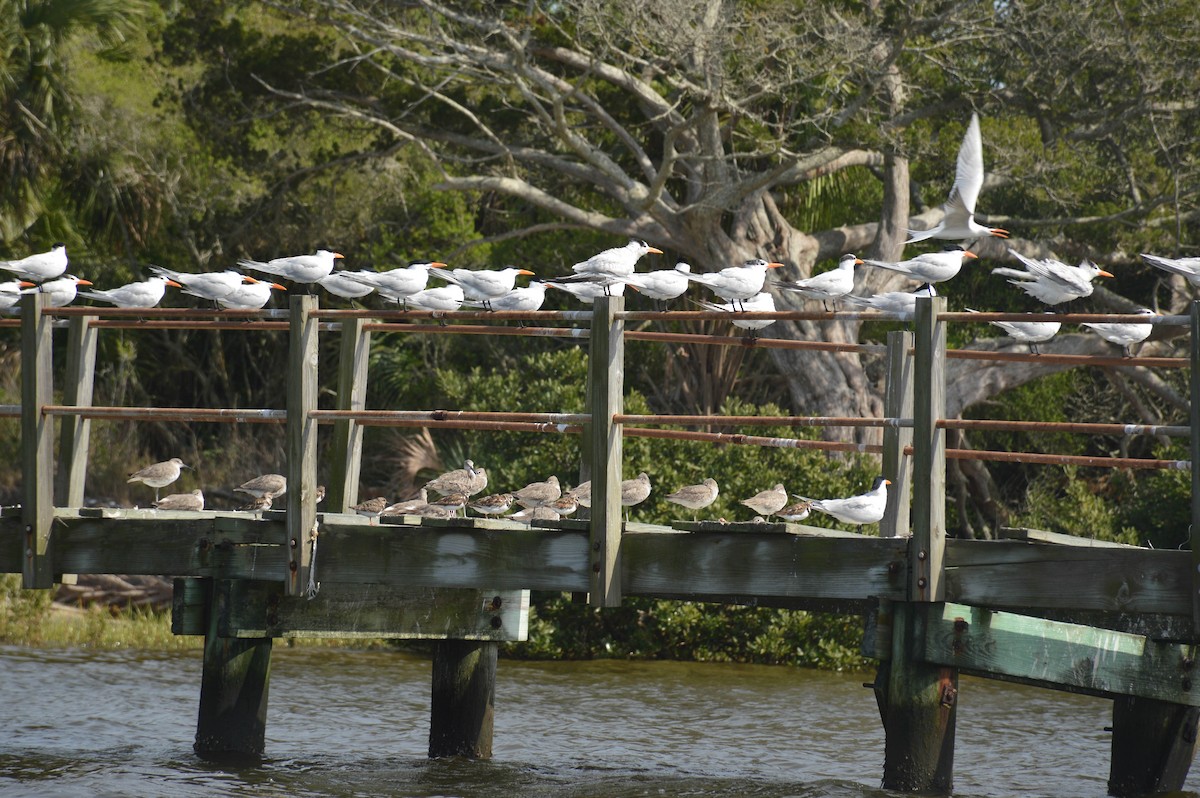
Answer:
top-left (1013, 466), bottom-right (1139, 545)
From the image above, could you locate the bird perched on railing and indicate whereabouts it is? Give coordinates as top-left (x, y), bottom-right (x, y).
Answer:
top-left (571, 239), bottom-right (663, 279)
top-left (1081, 308), bottom-right (1157, 357)
top-left (796, 477), bottom-right (891, 525)
top-left (906, 114), bottom-right (1008, 244)
top-left (545, 278), bottom-right (625, 304)
top-left (461, 281), bottom-right (548, 313)
top-left (216, 276), bottom-right (287, 310)
top-left (429, 265), bottom-right (535, 308)
top-left (0, 243), bottom-right (68, 282)
top-left (128, 457), bottom-right (189, 502)
top-left (687, 259), bottom-right (784, 309)
top-left (317, 271), bottom-right (377, 299)
top-left (150, 265), bottom-right (244, 305)
top-left (739, 484), bottom-right (788, 519)
top-left (348, 262), bottom-right (444, 306)
top-left (19, 275), bottom-right (91, 308)
top-left (992, 249), bottom-right (1113, 306)
top-left (773, 253), bottom-right (861, 310)
top-left (665, 478), bottom-right (719, 521)
top-left (238, 249), bottom-right (343, 287)
top-left (842, 284), bottom-right (937, 315)
top-left (863, 246), bottom-right (978, 285)
top-left (692, 292), bottom-right (777, 340)
top-left (403, 285), bottom-right (465, 312)
top-left (80, 275), bottom-right (181, 308)
top-left (0, 279), bottom-right (26, 312)
top-left (966, 308), bottom-right (1060, 355)
top-left (614, 262), bottom-right (692, 307)
top-left (153, 489), bottom-right (205, 512)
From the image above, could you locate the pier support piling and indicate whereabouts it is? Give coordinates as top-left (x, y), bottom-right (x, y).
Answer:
top-left (428, 639), bottom-right (497, 759)
top-left (1107, 695), bottom-right (1200, 796)
top-left (194, 579), bottom-right (273, 761)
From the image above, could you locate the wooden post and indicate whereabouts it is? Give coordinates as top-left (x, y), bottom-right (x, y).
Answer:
top-left (326, 316), bottom-right (370, 512)
top-left (1190, 301), bottom-right (1200, 630)
top-left (55, 315), bottom-right (98, 507)
top-left (881, 330), bottom-right (914, 539)
top-left (428, 639), bottom-right (496, 759)
top-left (1108, 695), bottom-right (1200, 796)
top-left (911, 296), bottom-right (946, 601)
top-left (286, 295), bottom-right (319, 597)
top-left (21, 293), bottom-right (54, 589)
top-left (587, 295), bottom-right (624, 607)
top-left (881, 601), bottom-right (958, 792)
top-left (194, 579), bottom-right (273, 761)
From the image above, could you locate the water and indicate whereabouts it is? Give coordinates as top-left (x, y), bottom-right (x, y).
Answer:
top-left (0, 644), bottom-right (1196, 797)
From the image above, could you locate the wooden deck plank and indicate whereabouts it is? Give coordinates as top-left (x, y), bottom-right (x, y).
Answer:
top-left (998, 527), bottom-right (1143, 549)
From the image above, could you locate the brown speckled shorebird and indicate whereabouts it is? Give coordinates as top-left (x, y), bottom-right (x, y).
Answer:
top-left (351, 496), bottom-right (390, 524)
top-left (469, 492), bottom-right (515, 516)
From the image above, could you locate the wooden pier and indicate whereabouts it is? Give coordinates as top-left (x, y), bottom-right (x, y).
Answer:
top-left (2, 293), bottom-right (1199, 794)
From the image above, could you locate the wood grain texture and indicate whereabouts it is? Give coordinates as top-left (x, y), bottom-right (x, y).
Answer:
top-left (911, 297), bottom-right (946, 601)
top-left (881, 331), bottom-right (914, 539)
top-left (587, 295), bottom-right (624, 605)
top-left (326, 317), bottom-right (370, 512)
top-left (286, 295), bottom-right (319, 596)
top-left (55, 315), bottom-right (97, 508)
top-left (21, 292), bottom-right (53, 588)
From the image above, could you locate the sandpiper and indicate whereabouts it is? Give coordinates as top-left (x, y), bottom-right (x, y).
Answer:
top-left (127, 458), bottom-right (189, 502)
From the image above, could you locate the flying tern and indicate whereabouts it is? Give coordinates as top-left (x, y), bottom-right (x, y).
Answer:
top-left (863, 246), bottom-right (978, 284)
top-left (907, 114), bottom-right (1008, 244)
top-left (79, 275), bottom-right (181, 308)
top-left (0, 243), bottom-right (68, 282)
top-left (571, 239), bottom-right (663, 279)
top-left (774, 253), bottom-right (861, 309)
top-left (992, 248), bottom-right (1113, 305)
top-left (796, 477), bottom-right (891, 525)
top-left (238, 249), bottom-right (343, 285)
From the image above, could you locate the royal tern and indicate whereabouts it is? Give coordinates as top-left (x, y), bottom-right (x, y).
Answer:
top-left (127, 457), bottom-right (189, 502)
top-left (349, 261), bottom-right (443, 304)
top-left (424, 460), bottom-right (488, 497)
top-left (907, 114), bottom-right (1008, 244)
top-left (545, 278), bottom-right (625, 304)
top-left (19, 274), bottom-right (90, 308)
top-left (693, 292), bottom-right (777, 337)
top-left (774, 254), bottom-right (861, 309)
top-left (966, 307), bottom-right (1060, 354)
top-left (514, 475), bottom-right (562, 509)
top-left (404, 284), bottom-right (465, 312)
top-left (842, 284), bottom-right (938, 315)
top-left (149, 265), bottom-right (244, 303)
top-left (351, 496), bottom-right (390, 524)
top-left (462, 281), bottom-right (548, 312)
top-left (467, 492), bottom-right (515, 516)
top-left (615, 262), bottom-right (692, 304)
top-left (239, 249), bottom-right (343, 286)
top-left (0, 243), bottom-right (68, 282)
top-left (571, 239), bottom-right (663, 279)
top-left (863, 246), bottom-right (978, 284)
top-left (797, 477), bottom-right (891, 525)
top-left (153, 489), bottom-right (205, 512)
top-left (739, 484), bottom-right (788, 518)
top-left (1140, 253), bottom-right (1200, 288)
top-left (234, 474), bottom-right (287, 501)
top-left (0, 279), bottom-right (27, 312)
top-left (79, 275), bottom-right (181, 308)
top-left (1081, 307), bottom-right (1156, 356)
top-left (688, 259), bottom-right (784, 306)
top-left (216, 276), bottom-right (286, 310)
top-left (665, 478), bottom-right (719, 521)
top-left (429, 265), bottom-right (534, 304)
top-left (992, 249), bottom-right (1113, 305)
top-left (317, 271), bottom-right (378, 299)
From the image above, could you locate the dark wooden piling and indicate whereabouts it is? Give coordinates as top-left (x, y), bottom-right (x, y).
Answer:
top-left (428, 639), bottom-right (497, 759)
top-left (193, 579), bottom-right (273, 761)
top-left (1108, 695), bottom-right (1200, 796)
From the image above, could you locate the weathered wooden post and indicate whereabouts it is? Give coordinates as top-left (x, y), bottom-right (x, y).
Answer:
top-left (55, 314), bottom-right (98, 507)
top-left (428, 639), bottom-right (497, 758)
top-left (286, 295), bottom-right (320, 597)
top-left (193, 579), bottom-right (274, 761)
top-left (1190, 300), bottom-right (1200, 630)
top-left (587, 294), bottom-right (624, 607)
top-left (880, 296), bottom-right (957, 793)
top-left (880, 330), bottom-right (914, 539)
top-left (326, 316), bottom-right (370, 512)
top-left (21, 293), bottom-right (54, 589)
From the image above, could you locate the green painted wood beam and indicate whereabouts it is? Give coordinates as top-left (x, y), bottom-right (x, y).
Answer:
top-left (921, 603), bottom-right (1200, 706)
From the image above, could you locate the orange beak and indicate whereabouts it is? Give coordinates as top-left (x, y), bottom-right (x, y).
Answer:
top-left (767, 262), bottom-right (785, 269)
top-left (964, 251), bottom-right (979, 260)
top-left (165, 279), bottom-right (183, 288)
top-left (990, 228), bottom-right (1010, 238)
top-left (270, 283), bottom-right (287, 291)
top-left (333, 253), bottom-right (345, 259)
top-left (1097, 269), bottom-right (1114, 278)
top-left (518, 269), bottom-right (535, 276)
top-left (647, 246), bottom-right (664, 255)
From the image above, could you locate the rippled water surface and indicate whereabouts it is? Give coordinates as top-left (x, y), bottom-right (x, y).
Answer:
top-left (1, 644), bottom-right (1196, 797)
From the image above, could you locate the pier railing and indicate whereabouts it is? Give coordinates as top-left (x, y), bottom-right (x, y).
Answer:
top-left (2, 291), bottom-right (1198, 794)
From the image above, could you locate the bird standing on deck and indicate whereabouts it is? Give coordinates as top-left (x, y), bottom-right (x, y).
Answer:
top-left (513, 475), bottom-right (562, 509)
top-left (234, 474), bottom-right (287, 501)
top-left (739, 484), bottom-right (788, 519)
top-left (796, 477), bottom-right (891, 526)
top-left (425, 460), bottom-right (488, 498)
top-left (571, 239), bottom-right (663, 279)
top-left (351, 496), bottom-right (390, 524)
top-left (906, 114), bottom-right (1008, 244)
top-left (0, 243), bottom-right (68, 282)
top-left (128, 458), bottom-right (189, 502)
top-left (773, 254), bottom-right (861, 309)
top-left (863, 246), bottom-right (978, 285)
top-left (665, 478), bottom-right (719, 521)
top-left (153, 489), bottom-right (205, 512)
top-left (620, 472), bottom-right (652, 521)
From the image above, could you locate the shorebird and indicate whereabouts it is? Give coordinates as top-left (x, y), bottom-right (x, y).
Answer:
top-left (568, 481), bottom-right (591, 509)
top-left (621, 472), bottom-right (652, 521)
top-left (687, 259), bottom-right (784, 309)
top-left (79, 275), bottom-right (181, 308)
top-left (664, 478), bottom-right (719, 521)
top-left (383, 489), bottom-right (429, 517)
top-left (1081, 308), bottom-right (1157, 356)
top-left (149, 266), bottom-right (244, 304)
top-left (351, 496), bottom-right (390, 524)
top-left (796, 477), bottom-right (891, 525)
top-left (966, 308), bottom-right (1061, 355)
top-left (461, 281), bottom-right (548, 313)
top-left (992, 249), bottom-right (1113, 306)
top-left (1141, 253), bottom-right (1200, 288)
top-left (317, 271), bottom-right (378, 299)
top-left (863, 246), bottom-right (978, 285)
top-left (20, 274), bottom-right (90, 308)
top-left (238, 495), bottom-right (273, 515)
top-left (544, 493), bottom-right (579, 518)
top-left (906, 114), bottom-right (1008, 244)
top-left (234, 474), bottom-right (287, 501)
top-left (510, 505), bottom-right (562, 524)
top-left (0, 243), bottom-right (68, 282)
top-left (424, 460), bottom-right (488, 497)
top-left (127, 457), bottom-right (189, 502)
top-left (238, 249), bottom-right (343, 286)
top-left (216, 276), bottom-right (286, 310)
top-left (693, 291), bottom-right (777, 339)
top-left (513, 476), bottom-right (562, 509)
top-left (153, 489), bottom-right (205, 512)
top-left (842, 284), bottom-right (938, 315)
top-left (430, 491), bottom-right (468, 516)
top-left (739, 484), bottom-right (788, 518)
top-left (777, 501), bottom-right (812, 522)
top-left (615, 263), bottom-right (692, 305)
top-left (416, 502), bottom-right (457, 519)
top-left (468, 492), bottom-right (515, 516)
top-left (429, 265), bottom-right (535, 305)
top-left (773, 254), bottom-right (861, 310)
top-left (571, 239), bottom-right (663, 279)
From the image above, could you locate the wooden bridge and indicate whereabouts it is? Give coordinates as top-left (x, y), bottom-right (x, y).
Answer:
top-left (2, 292), bottom-right (1199, 795)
